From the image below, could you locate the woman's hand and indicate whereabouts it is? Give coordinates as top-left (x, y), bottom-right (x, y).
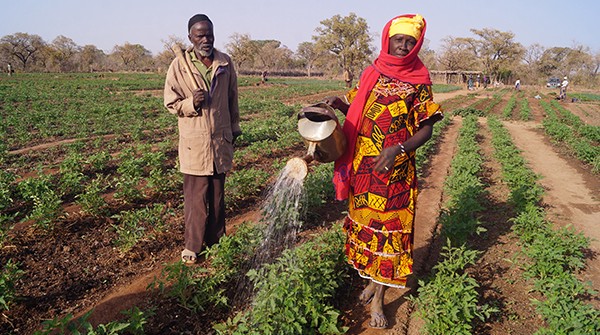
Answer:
top-left (373, 145), bottom-right (404, 173)
top-left (322, 96), bottom-right (349, 115)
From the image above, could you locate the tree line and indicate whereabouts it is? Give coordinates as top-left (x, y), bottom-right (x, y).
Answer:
top-left (1, 13), bottom-right (598, 87)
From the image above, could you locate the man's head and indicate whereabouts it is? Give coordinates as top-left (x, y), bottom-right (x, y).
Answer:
top-left (387, 15), bottom-right (424, 58)
top-left (188, 14), bottom-right (214, 57)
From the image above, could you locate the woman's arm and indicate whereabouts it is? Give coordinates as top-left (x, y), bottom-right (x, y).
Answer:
top-left (373, 116), bottom-right (440, 173)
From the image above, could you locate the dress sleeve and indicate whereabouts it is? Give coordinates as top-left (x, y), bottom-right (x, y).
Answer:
top-left (412, 84), bottom-right (442, 128)
top-left (344, 82), bottom-right (360, 105)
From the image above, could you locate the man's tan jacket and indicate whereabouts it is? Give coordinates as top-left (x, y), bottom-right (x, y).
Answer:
top-left (164, 47), bottom-right (240, 176)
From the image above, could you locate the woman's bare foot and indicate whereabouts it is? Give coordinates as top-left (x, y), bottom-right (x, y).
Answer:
top-left (359, 280), bottom-right (377, 305)
top-left (368, 284), bottom-right (388, 329)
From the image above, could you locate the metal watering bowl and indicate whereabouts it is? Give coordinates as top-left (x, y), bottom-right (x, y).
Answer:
top-left (297, 102), bottom-right (346, 163)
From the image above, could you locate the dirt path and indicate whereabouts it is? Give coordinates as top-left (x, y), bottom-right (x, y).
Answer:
top-left (502, 120), bottom-right (600, 307)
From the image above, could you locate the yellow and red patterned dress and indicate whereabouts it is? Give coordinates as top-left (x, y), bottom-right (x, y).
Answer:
top-left (343, 75), bottom-right (442, 288)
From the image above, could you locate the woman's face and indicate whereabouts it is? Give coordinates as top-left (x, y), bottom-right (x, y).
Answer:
top-left (388, 34), bottom-right (417, 58)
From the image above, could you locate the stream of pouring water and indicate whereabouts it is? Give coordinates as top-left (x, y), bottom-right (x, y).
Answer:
top-left (233, 158), bottom-right (308, 304)
top-left (253, 160), bottom-right (306, 266)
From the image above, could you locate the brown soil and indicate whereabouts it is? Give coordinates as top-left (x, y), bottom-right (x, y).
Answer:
top-left (2, 86), bottom-right (599, 335)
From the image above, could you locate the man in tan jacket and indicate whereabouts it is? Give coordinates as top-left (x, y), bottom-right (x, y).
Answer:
top-left (164, 14), bottom-right (241, 264)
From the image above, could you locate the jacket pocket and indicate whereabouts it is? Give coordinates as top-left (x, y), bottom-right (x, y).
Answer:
top-left (179, 134), bottom-right (211, 173)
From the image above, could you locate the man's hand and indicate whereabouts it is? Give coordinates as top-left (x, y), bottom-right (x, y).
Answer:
top-left (193, 88), bottom-right (206, 110)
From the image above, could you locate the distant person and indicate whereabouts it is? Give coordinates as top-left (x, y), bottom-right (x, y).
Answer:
top-left (163, 14), bottom-right (242, 264)
top-left (324, 14), bottom-right (443, 329)
top-left (467, 74), bottom-right (474, 90)
top-left (343, 68), bottom-right (353, 88)
top-left (476, 74), bottom-right (481, 88)
top-left (515, 79), bottom-right (521, 91)
top-left (483, 75), bottom-right (489, 89)
top-left (559, 76), bottom-right (569, 100)
top-left (7, 63), bottom-right (13, 76)
top-left (261, 70), bottom-right (268, 84)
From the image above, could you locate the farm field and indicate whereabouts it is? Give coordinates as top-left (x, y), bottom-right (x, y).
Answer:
top-left (0, 73), bottom-right (599, 335)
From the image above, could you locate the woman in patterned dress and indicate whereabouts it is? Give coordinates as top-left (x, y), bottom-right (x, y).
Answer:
top-left (324, 14), bottom-right (443, 329)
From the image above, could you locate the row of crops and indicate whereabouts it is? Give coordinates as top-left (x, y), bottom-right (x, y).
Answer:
top-left (1, 73), bottom-right (599, 334)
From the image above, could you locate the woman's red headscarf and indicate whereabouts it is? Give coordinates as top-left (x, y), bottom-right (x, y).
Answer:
top-left (333, 14), bottom-right (431, 200)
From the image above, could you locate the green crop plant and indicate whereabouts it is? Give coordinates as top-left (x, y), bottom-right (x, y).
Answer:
top-left (225, 168), bottom-right (270, 211)
top-left (440, 115), bottom-right (486, 245)
top-left (432, 84), bottom-right (462, 93)
top-left (0, 259), bottom-right (24, 312)
top-left (416, 115), bottom-right (451, 175)
top-left (146, 166), bottom-right (180, 195)
top-left (111, 204), bottom-right (171, 252)
top-left (59, 159), bottom-right (88, 196)
top-left (300, 162), bottom-right (335, 221)
top-left (33, 307), bottom-right (152, 335)
top-left (0, 170), bottom-right (15, 212)
top-left (113, 147), bottom-right (145, 203)
top-left (87, 150), bottom-right (112, 172)
top-left (76, 174), bottom-right (109, 216)
top-left (519, 98), bottom-right (531, 120)
top-left (539, 101), bottom-right (599, 171)
top-left (215, 226), bottom-right (348, 335)
top-left (482, 91), bottom-right (504, 114)
top-left (17, 174), bottom-right (62, 230)
top-left (111, 214), bottom-right (146, 253)
top-left (502, 95), bottom-right (517, 119)
top-left (412, 243), bottom-right (496, 335)
top-left (488, 117), bottom-right (543, 208)
top-left (152, 262), bottom-right (223, 313)
top-left (148, 222), bottom-right (263, 314)
top-left (452, 107), bottom-right (484, 117)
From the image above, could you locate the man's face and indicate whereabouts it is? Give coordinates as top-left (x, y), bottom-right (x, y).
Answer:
top-left (188, 21), bottom-right (214, 57)
top-left (388, 34), bottom-right (417, 58)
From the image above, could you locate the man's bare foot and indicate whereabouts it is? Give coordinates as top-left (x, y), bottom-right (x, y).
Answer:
top-left (359, 281), bottom-right (376, 305)
top-left (368, 284), bottom-right (388, 329)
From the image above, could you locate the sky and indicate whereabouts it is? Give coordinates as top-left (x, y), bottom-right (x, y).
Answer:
top-left (1, 0), bottom-right (599, 56)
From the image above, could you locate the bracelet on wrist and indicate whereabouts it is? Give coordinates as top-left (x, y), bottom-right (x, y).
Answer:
top-left (398, 143), bottom-right (406, 155)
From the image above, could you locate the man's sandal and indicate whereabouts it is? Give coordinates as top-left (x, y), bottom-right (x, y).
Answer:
top-left (181, 249), bottom-right (197, 264)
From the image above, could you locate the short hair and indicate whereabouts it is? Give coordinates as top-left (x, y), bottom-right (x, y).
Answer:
top-left (188, 14), bottom-right (213, 32)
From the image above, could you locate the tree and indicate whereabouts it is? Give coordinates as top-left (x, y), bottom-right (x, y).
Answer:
top-left (47, 35), bottom-right (80, 72)
top-left (79, 45), bottom-right (106, 72)
top-left (437, 36), bottom-right (479, 71)
top-left (111, 43), bottom-right (152, 71)
top-left (226, 33), bottom-right (256, 72)
top-left (469, 28), bottom-right (524, 83)
top-left (0, 32), bottom-right (45, 70)
top-left (253, 40), bottom-right (291, 71)
top-left (313, 13), bottom-right (373, 80)
top-left (154, 35), bottom-right (186, 72)
top-left (538, 47), bottom-right (570, 77)
top-left (296, 42), bottom-right (321, 77)
top-left (419, 39), bottom-right (438, 70)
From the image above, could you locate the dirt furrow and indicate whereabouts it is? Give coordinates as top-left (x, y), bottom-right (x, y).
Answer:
top-left (502, 120), bottom-right (600, 308)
